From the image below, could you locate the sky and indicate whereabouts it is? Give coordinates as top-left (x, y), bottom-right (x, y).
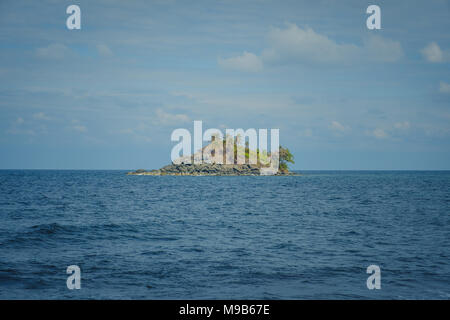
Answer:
top-left (0, 0), bottom-right (449, 170)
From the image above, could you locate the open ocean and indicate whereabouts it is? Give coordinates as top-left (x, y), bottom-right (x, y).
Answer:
top-left (0, 170), bottom-right (449, 299)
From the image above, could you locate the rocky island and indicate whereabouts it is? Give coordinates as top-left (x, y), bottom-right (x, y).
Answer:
top-left (128, 136), bottom-right (298, 176)
top-left (128, 163), bottom-right (298, 176)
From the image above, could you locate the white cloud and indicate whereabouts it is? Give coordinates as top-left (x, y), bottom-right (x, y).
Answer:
top-left (154, 108), bottom-right (190, 125)
top-left (263, 24), bottom-right (358, 64)
top-left (7, 128), bottom-right (35, 136)
top-left (73, 125), bottom-right (88, 133)
top-left (439, 81), bottom-right (450, 93)
top-left (118, 123), bottom-right (154, 143)
top-left (36, 43), bottom-right (72, 59)
top-left (371, 128), bottom-right (388, 139)
top-left (423, 125), bottom-right (450, 137)
top-left (330, 121), bottom-right (350, 133)
top-left (421, 42), bottom-right (447, 63)
top-left (7, 117), bottom-right (36, 136)
top-left (33, 112), bottom-right (51, 120)
top-left (218, 51), bottom-right (263, 72)
top-left (300, 128), bottom-right (313, 137)
top-left (394, 121), bottom-right (410, 130)
top-left (262, 24), bottom-right (402, 64)
top-left (96, 44), bottom-right (113, 57)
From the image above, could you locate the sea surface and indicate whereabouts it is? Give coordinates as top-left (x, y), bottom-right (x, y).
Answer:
top-left (0, 170), bottom-right (449, 299)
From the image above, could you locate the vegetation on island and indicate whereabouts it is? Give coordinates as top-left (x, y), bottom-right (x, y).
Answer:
top-left (279, 146), bottom-right (295, 173)
top-left (214, 134), bottom-right (295, 173)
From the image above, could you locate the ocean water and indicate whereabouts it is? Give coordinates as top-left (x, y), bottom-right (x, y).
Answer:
top-left (0, 170), bottom-right (449, 299)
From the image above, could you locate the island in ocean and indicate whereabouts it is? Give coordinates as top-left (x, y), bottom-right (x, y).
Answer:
top-left (128, 135), bottom-right (297, 176)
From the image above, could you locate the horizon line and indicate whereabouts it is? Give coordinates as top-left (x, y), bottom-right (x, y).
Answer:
top-left (1, 169), bottom-right (450, 171)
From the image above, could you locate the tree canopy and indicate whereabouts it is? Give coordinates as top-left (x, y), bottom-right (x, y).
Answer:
top-left (279, 146), bottom-right (295, 172)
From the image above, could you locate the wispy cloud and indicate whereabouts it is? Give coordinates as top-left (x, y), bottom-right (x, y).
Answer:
top-left (70, 119), bottom-right (87, 133)
top-left (330, 121), bottom-right (350, 134)
top-left (394, 121), bottom-right (410, 130)
top-left (33, 112), bottom-right (51, 121)
top-left (439, 81), bottom-right (450, 93)
top-left (421, 42), bottom-right (450, 63)
top-left (300, 128), bottom-right (313, 138)
top-left (154, 108), bottom-right (190, 125)
top-left (96, 44), bottom-right (113, 57)
top-left (7, 117), bottom-right (37, 136)
top-left (118, 123), bottom-right (153, 143)
top-left (369, 128), bottom-right (389, 139)
top-left (72, 125), bottom-right (87, 133)
top-left (218, 51), bottom-right (263, 72)
top-left (36, 43), bottom-right (73, 60)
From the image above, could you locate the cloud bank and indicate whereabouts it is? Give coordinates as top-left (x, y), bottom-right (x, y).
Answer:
top-left (220, 24), bottom-right (403, 72)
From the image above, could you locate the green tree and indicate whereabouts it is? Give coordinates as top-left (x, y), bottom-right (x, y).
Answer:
top-left (279, 146), bottom-right (295, 172)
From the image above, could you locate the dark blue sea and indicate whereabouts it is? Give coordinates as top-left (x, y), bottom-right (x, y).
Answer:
top-left (0, 170), bottom-right (449, 299)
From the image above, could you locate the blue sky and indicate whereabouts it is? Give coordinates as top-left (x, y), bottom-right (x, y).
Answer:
top-left (1, 0), bottom-right (449, 169)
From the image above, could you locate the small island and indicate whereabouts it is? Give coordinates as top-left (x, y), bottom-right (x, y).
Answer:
top-left (128, 136), bottom-right (298, 176)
